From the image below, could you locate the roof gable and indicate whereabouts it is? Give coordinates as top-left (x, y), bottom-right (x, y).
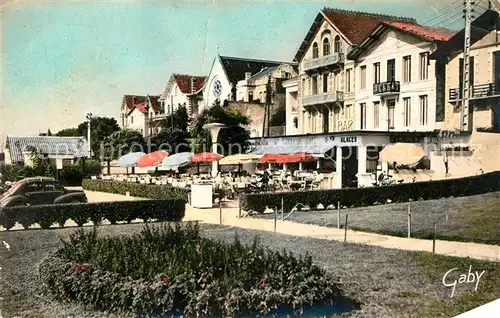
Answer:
top-left (348, 21), bottom-right (455, 60)
top-left (173, 74), bottom-right (207, 94)
top-left (6, 136), bottom-right (90, 163)
top-left (294, 8), bottom-right (417, 62)
top-left (219, 55), bottom-right (294, 85)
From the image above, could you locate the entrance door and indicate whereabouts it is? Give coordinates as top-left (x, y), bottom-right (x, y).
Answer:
top-left (323, 107), bottom-right (329, 133)
top-left (341, 147), bottom-right (358, 188)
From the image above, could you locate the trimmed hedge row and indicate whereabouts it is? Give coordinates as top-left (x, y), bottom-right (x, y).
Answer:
top-left (82, 179), bottom-right (189, 200)
top-left (241, 171), bottom-right (500, 213)
top-left (0, 199), bottom-right (185, 230)
top-left (38, 223), bottom-right (348, 317)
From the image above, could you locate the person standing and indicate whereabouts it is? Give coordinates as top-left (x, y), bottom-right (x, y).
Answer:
top-left (443, 148), bottom-right (449, 176)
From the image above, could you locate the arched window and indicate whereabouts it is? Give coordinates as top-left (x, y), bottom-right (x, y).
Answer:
top-left (323, 38), bottom-right (330, 56)
top-left (334, 35), bottom-right (341, 53)
top-left (312, 42), bottom-right (319, 58)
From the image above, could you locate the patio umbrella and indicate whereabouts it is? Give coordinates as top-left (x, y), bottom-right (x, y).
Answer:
top-left (191, 152), bottom-right (223, 163)
top-left (117, 152), bottom-right (146, 168)
top-left (161, 152), bottom-right (194, 170)
top-left (219, 153), bottom-right (260, 165)
top-left (380, 143), bottom-right (425, 166)
top-left (137, 150), bottom-right (169, 168)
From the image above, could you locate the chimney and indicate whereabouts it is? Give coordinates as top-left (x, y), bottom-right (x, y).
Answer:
top-left (245, 72), bottom-right (252, 80)
top-left (191, 77), bottom-right (196, 93)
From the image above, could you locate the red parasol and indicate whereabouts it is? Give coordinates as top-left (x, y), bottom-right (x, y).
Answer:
top-left (136, 150), bottom-right (169, 168)
top-left (191, 152), bottom-right (223, 163)
top-left (258, 154), bottom-right (282, 163)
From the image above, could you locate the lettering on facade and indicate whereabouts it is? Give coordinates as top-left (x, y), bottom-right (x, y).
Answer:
top-left (390, 135), bottom-right (422, 143)
top-left (340, 136), bottom-right (357, 143)
top-left (337, 120), bottom-right (353, 132)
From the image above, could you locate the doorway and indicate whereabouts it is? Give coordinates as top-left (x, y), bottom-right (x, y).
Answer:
top-left (341, 147), bottom-right (358, 188)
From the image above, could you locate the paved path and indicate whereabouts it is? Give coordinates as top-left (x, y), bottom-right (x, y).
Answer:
top-left (184, 204), bottom-right (500, 262)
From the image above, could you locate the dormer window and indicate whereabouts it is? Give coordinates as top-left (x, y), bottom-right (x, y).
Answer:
top-left (323, 38), bottom-right (330, 56)
top-left (312, 42), bottom-right (319, 59)
top-left (334, 35), bottom-right (341, 53)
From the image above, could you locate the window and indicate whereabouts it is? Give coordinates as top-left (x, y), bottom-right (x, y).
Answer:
top-left (403, 97), bottom-right (411, 127)
top-left (403, 55), bottom-right (411, 83)
top-left (302, 78), bottom-right (306, 95)
top-left (323, 73), bottom-right (329, 93)
top-left (387, 99), bottom-right (395, 129)
top-left (323, 38), bottom-right (330, 56)
top-left (360, 103), bottom-right (367, 129)
top-left (420, 95), bottom-right (428, 126)
top-left (248, 91), bottom-right (253, 102)
top-left (312, 76), bottom-right (318, 95)
top-left (419, 52), bottom-right (429, 80)
top-left (346, 69), bottom-right (352, 92)
top-left (345, 104), bottom-right (353, 118)
top-left (373, 101), bottom-right (380, 129)
top-left (387, 59), bottom-right (396, 81)
top-left (360, 66), bottom-right (367, 89)
top-left (312, 42), bottom-right (319, 58)
top-left (334, 35), bottom-right (341, 53)
top-left (373, 62), bottom-right (381, 84)
top-left (140, 129), bottom-right (143, 135)
top-left (130, 116), bottom-right (134, 124)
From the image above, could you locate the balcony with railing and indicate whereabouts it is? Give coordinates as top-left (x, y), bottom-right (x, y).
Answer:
top-left (373, 81), bottom-right (400, 96)
top-left (303, 53), bottom-right (345, 73)
top-left (302, 91), bottom-right (344, 107)
top-left (449, 83), bottom-right (500, 102)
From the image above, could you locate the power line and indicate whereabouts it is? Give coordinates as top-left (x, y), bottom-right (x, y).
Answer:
top-left (420, 0), bottom-right (463, 25)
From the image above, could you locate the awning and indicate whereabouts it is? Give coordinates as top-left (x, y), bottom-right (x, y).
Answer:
top-left (248, 140), bottom-right (336, 157)
top-left (219, 153), bottom-right (260, 165)
top-left (259, 153), bottom-right (316, 164)
top-left (380, 143), bottom-right (425, 166)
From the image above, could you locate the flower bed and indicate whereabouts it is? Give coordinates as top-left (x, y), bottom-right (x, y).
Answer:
top-left (82, 179), bottom-right (189, 201)
top-left (241, 171), bottom-right (500, 213)
top-left (39, 223), bottom-right (347, 317)
top-left (0, 199), bottom-right (185, 230)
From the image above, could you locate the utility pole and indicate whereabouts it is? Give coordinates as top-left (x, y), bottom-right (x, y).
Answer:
top-left (266, 76), bottom-right (272, 137)
top-left (170, 95), bottom-right (174, 129)
top-left (461, 0), bottom-right (473, 131)
top-left (86, 112), bottom-right (93, 159)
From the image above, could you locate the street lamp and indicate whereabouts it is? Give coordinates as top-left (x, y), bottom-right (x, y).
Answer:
top-left (202, 123), bottom-right (226, 177)
top-left (86, 112), bottom-right (93, 158)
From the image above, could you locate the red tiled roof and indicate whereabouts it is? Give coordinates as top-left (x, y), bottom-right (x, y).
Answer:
top-left (173, 74), bottom-right (206, 94)
top-left (383, 21), bottom-right (456, 41)
top-left (123, 95), bottom-right (147, 110)
top-left (321, 8), bottom-right (418, 45)
top-left (148, 95), bottom-right (161, 113)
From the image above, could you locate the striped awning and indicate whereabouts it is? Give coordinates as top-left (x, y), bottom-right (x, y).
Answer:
top-left (248, 141), bottom-right (336, 157)
top-left (6, 136), bottom-right (90, 163)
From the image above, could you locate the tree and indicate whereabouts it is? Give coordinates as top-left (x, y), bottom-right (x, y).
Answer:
top-left (101, 129), bottom-right (145, 174)
top-left (55, 128), bottom-right (81, 137)
top-left (152, 128), bottom-right (190, 154)
top-left (77, 117), bottom-right (120, 159)
top-left (269, 105), bottom-right (286, 127)
top-left (161, 104), bottom-right (189, 132)
top-left (191, 102), bottom-right (250, 155)
top-left (47, 129), bottom-right (52, 136)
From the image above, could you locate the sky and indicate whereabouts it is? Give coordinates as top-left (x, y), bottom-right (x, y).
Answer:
top-left (0, 0), bottom-right (491, 144)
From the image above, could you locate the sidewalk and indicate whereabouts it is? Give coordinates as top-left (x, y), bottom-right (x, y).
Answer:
top-left (184, 204), bottom-right (500, 262)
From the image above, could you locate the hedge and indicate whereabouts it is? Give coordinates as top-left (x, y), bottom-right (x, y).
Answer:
top-left (241, 171), bottom-right (500, 213)
top-left (82, 179), bottom-right (189, 201)
top-left (38, 223), bottom-right (349, 317)
top-left (0, 199), bottom-right (185, 230)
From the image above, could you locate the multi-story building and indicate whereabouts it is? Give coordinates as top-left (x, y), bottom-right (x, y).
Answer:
top-left (120, 94), bottom-right (161, 137)
top-left (201, 55), bottom-right (295, 112)
top-left (430, 9), bottom-right (500, 132)
top-left (158, 74), bottom-right (206, 121)
top-left (347, 20), bottom-right (455, 132)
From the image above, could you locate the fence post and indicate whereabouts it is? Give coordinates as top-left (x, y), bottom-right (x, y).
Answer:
top-left (344, 214), bottom-right (348, 243)
top-left (337, 201), bottom-right (341, 229)
top-left (281, 197), bottom-right (284, 221)
top-left (219, 196), bottom-right (222, 225)
top-left (274, 206), bottom-right (277, 232)
top-left (432, 222), bottom-right (437, 253)
top-left (407, 203), bottom-right (411, 238)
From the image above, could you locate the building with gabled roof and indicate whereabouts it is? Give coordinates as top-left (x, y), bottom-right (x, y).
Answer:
top-left (120, 94), bottom-right (161, 137)
top-left (200, 55), bottom-right (296, 112)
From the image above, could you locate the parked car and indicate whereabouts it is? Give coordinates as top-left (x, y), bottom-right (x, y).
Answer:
top-left (0, 177), bottom-right (88, 208)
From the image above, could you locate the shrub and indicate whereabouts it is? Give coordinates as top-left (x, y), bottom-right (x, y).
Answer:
top-left (240, 171), bottom-right (500, 213)
top-left (0, 199), bottom-right (185, 230)
top-left (82, 179), bottom-right (189, 201)
top-left (39, 223), bottom-right (346, 317)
